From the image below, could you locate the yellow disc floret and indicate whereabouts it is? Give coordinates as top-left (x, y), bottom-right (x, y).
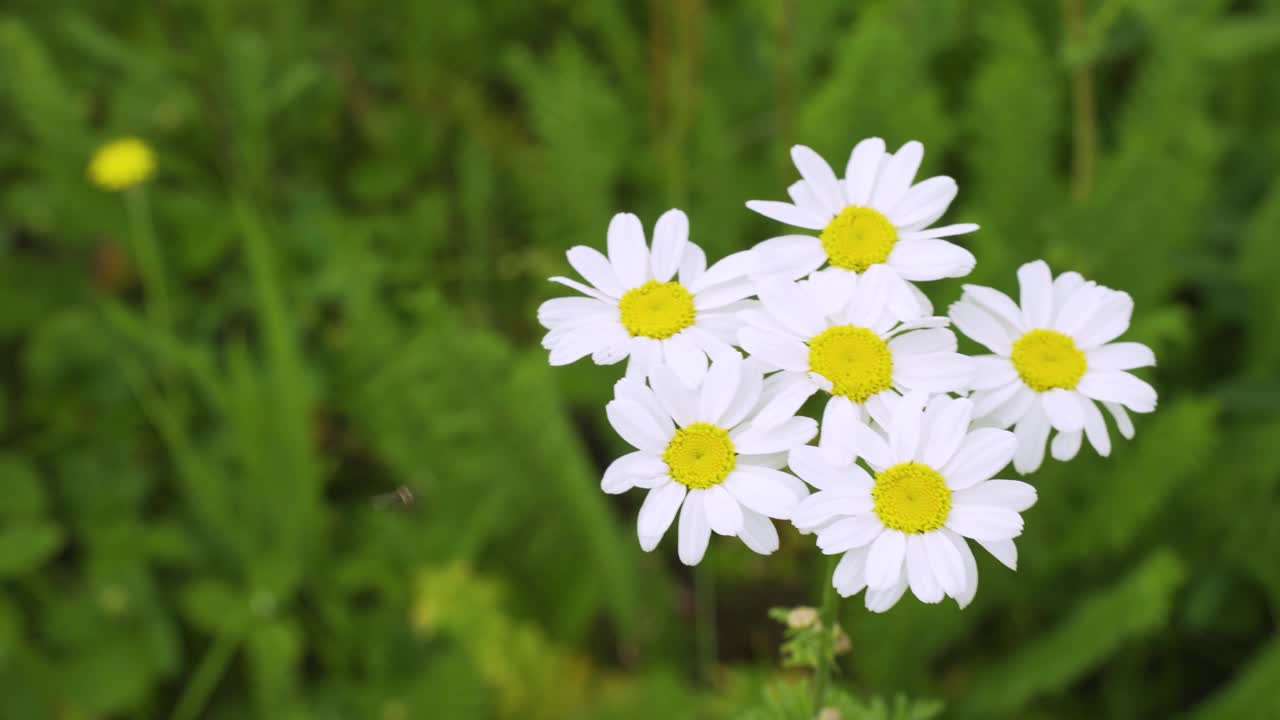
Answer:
top-left (820, 206), bottom-right (897, 272)
top-left (88, 137), bottom-right (156, 191)
top-left (1011, 329), bottom-right (1087, 392)
top-left (872, 462), bottom-right (951, 534)
top-left (663, 422), bottom-right (736, 489)
top-left (618, 280), bottom-right (696, 339)
top-left (808, 325), bottom-right (894, 402)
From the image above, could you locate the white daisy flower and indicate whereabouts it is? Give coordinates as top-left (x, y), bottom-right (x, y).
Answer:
top-left (790, 393), bottom-right (1034, 612)
top-left (948, 260), bottom-right (1158, 474)
top-left (601, 354), bottom-right (816, 565)
top-left (746, 138), bottom-right (978, 320)
top-left (737, 268), bottom-right (974, 460)
top-left (538, 209), bottom-right (756, 387)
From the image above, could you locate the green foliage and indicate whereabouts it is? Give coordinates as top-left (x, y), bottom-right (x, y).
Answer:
top-left (2, 0), bottom-right (1279, 718)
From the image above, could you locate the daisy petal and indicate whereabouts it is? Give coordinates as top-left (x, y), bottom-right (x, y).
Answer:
top-left (677, 489), bottom-right (711, 565)
top-left (638, 481), bottom-right (686, 551)
top-left (745, 200), bottom-right (829, 229)
top-left (1042, 388), bottom-right (1087, 432)
top-left (870, 141), bottom-right (923, 210)
top-left (923, 531), bottom-right (967, 599)
top-left (888, 239), bottom-right (976, 281)
top-left (1082, 399), bottom-right (1112, 456)
top-left (602, 451), bottom-right (668, 494)
top-left (945, 505), bottom-right (1024, 541)
top-left (566, 246), bottom-right (625, 298)
top-left (650, 209), bottom-right (689, 282)
top-left (1012, 403), bottom-right (1051, 474)
top-left (663, 333), bottom-right (709, 388)
top-left (607, 213), bottom-right (650, 289)
top-left (606, 398), bottom-right (672, 454)
top-left (920, 397), bottom-right (973, 468)
top-left (952, 479), bottom-right (1037, 512)
top-left (1076, 372), bottom-right (1157, 413)
top-left (679, 243), bottom-right (707, 288)
top-left (699, 353), bottom-right (744, 426)
top-left (750, 236), bottom-right (828, 280)
top-left (703, 485), bottom-right (744, 535)
top-left (907, 535), bottom-right (945, 603)
top-left (949, 301), bottom-right (1015, 355)
top-left (738, 509), bottom-right (780, 554)
top-left (791, 145), bottom-right (845, 215)
top-left (845, 137), bottom-right (886, 206)
top-left (833, 546), bottom-right (870, 596)
top-left (1087, 342), bottom-right (1156, 371)
top-left (692, 249), bottom-right (756, 293)
top-left (723, 466), bottom-right (805, 519)
top-left (1051, 429), bottom-right (1083, 461)
top-left (865, 530), bottom-right (907, 590)
top-left (977, 538), bottom-right (1018, 570)
top-left (889, 176), bottom-right (957, 229)
top-left (731, 417), bottom-right (818, 455)
top-left (650, 365), bottom-right (697, 427)
top-left (941, 428), bottom-right (1018, 489)
top-left (549, 275), bottom-right (613, 303)
top-left (1017, 260), bottom-right (1053, 329)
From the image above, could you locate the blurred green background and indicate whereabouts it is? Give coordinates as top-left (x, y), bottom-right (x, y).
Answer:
top-left (2, 0), bottom-right (1279, 718)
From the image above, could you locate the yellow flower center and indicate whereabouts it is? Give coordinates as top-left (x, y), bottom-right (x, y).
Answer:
top-left (618, 280), bottom-right (696, 339)
top-left (808, 326), bottom-right (894, 402)
top-left (88, 137), bottom-right (156, 191)
top-left (872, 462), bottom-right (951, 534)
top-left (820, 206), bottom-right (897, 272)
top-left (662, 422), bottom-right (736, 489)
top-left (1011, 329), bottom-right (1087, 392)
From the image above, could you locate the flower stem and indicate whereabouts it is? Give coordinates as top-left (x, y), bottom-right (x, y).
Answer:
top-left (169, 625), bottom-right (241, 720)
top-left (695, 560), bottom-right (718, 687)
top-left (811, 554), bottom-right (839, 711)
top-left (124, 185), bottom-right (172, 332)
top-left (1065, 0), bottom-right (1096, 201)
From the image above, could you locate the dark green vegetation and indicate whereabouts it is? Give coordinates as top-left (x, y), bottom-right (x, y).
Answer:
top-left (2, 1), bottom-right (1279, 718)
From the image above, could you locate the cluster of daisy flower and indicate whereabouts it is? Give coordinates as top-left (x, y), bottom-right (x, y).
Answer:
top-left (538, 138), bottom-right (1157, 612)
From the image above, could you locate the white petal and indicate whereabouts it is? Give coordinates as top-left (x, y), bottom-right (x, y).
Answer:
top-left (607, 213), bottom-right (650, 289)
top-left (624, 337), bottom-right (661, 380)
top-left (819, 395), bottom-right (862, 465)
top-left (566, 246), bottom-right (625, 298)
top-left (883, 270), bottom-right (931, 322)
top-left (549, 275), bottom-right (613, 303)
top-left (899, 223), bottom-right (979, 240)
top-left (745, 200), bottom-right (828, 229)
top-left (972, 355), bottom-right (1017, 390)
top-left (865, 530), bottom-right (907, 590)
top-left (602, 451), bottom-right (668, 494)
top-left (1104, 401), bottom-right (1136, 439)
top-left (1082, 399), bottom-right (1112, 456)
top-left (738, 509), bottom-right (780, 554)
top-left (663, 333), bottom-right (709, 388)
top-left (791, 145), bottom-right (845, 216)
top-left (696, 353), bottom-right (743, 426)
top-left (945, 530), bottom-right (979, 608)
top-left (893, 352), bottom-right (975, 395)
top-left (961, 284), bottom-right (1025, 333)
top-left (787, 179), bottom-right (826, 215)
top-left (906, 535), bottom-right (945, 603)
top-left (919, 396), bottom-right (973, 468)
top-left (649, 209), bottom-right (688, 282)
top-left (952, 479), bottom-right (1037, 512)
top-left (923, 531), bottom-right (967, 599)
top-left (690, 249), bottom-right (755, 294)
top-left (833, 546), bottom-right (870, 597)
top-left (949, 301), bottom-right (1014, 355)
top-left (865, 574), bottom-right (909, 613)
top-left (1073, 291), bottom-right (1134, 349)
top-left (1050, 429), bottom-right (1083, 461)
top-left (888, 328), bottom-right (956, 355)
top-left (1052, 271), bottom-right (1086, 313)
top-left (677, 489), bottom-right (711, 565)
top-left (985, 385), bottom-right (1037, 429)
top-left (1087, 342), bottom-right (1156, 371)
top-left (703, 486), bottom-right (745, 535)
top-left (1054, 284), bottom-right (1111, 338)
top-left (888, 176), bottom-right (957, 229)
top-left (591, 328), bottom-right (633, 365)
top-left (888, 391), bottom-right (928, 463)
top-left (606, 398), bottom-right (672, 454)
top-left (1042, 388), bottom-right (1086, 432)
top-left (977, 538), bottom-right (1018, 571)
top-left (638, 481), bottom-right (686, 551)
top-left (854, 422), bottom-right (894, 471)
top-left (808, 267), bottom-right (858, 317)
top-left (537, 296), bottom-right (615, 328)
top-left (869, 141), bottom-right (923, 210)
top-left (650, 365), bottom-right (697, 427)
top-left (722, 466), bottom-right (805, 519)
top-left (945, 505), bottom-right (1024, 541)
top-left (694, 278), bottom-right (757, 310)
top-left (757, 277), bottom-right (827, 338)
top-left (753, 374), bottom-right (819, 429)
top-left (731, 417), bottom-right (818, 455)
top-left (750, 235), bottom-right (828, 280)
top-left (789, 445), bottom-right (871, 493)
top-left (819, 512), bottom-right (880, 550)
top-left (971, 381), bottom-right (1021, 419)
top-left (887, 239), bottom-right (976, 281)
top-left (844, 137), bottom-right (886, 206)
top-left (1017, 260), bottom-right (1053, 329)
top-left (1012, 403), bottom-right (1051, 474)
top-left (1076, 371), bottom-right (1157, 413)
top-left (719, 363), bottom-right (766, 431)
top-left (678, 243), bottom-right (706, 288)
top-left (737, 328), bottom-right (809, 372)
top-left (941, 428), bottom-right (1018, 489)
top-left (547, 326), bottom-right (610, 366)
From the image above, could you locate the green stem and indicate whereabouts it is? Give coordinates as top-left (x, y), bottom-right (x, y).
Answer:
top-left (695, 560), bottom-right (717, 687)
top-left (811, 554), bottom-right (840, 711)
top-left (124, 186), bottom-right (172, 332)
top-left (1065, 0), bottom-right (1096, 201)
top-left (169, 625), bottom-right (241, 720)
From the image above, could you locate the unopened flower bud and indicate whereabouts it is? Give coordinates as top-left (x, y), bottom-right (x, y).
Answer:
top-left (787, 606), bottom-right (819, 629)
top-left (816, 708), bottom-right (842, 720)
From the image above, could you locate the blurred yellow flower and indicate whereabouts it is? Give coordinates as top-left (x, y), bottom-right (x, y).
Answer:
top-left (88, 137), bottom-right (155, 191)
